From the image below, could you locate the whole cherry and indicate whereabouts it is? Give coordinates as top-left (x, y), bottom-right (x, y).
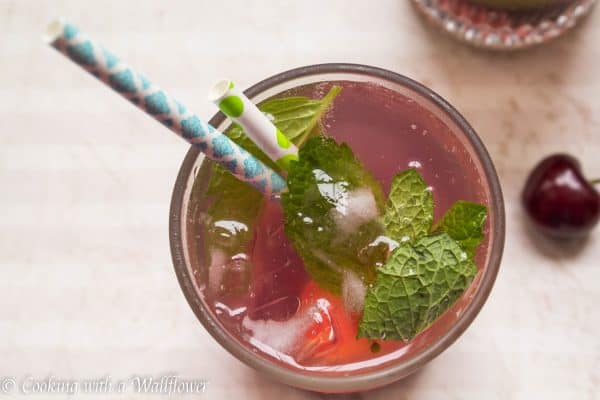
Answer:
top-left (522, 154), bottom-right (600, 238)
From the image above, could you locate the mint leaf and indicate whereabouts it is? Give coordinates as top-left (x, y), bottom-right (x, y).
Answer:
top-left (357, 233), bottom-right (477, 341)
top-left (282, 136), bottom-right (386, 295)
top-left (433, 201), bottom-right (487, 257)
top-left (258, 85), bottom-right (341, 147)
top-left (358, 169), bottom-right (487, 341)
top-left (383, 169), bottom-right (433, 242)
top-left (202, 87), bottom-right (341, 255)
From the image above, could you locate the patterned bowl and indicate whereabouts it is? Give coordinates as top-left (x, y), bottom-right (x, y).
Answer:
top-left (411, 0), bottom-right (596, 50)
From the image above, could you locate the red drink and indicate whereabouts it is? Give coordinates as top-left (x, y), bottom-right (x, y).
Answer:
top-left (185, 80), bottom-right (490, 372)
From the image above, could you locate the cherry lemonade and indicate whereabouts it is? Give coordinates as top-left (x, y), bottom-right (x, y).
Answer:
top-left (186, 80), bottom-right (490, 373)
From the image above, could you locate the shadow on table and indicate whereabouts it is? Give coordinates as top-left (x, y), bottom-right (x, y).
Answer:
top-left (516, 207), bottom-right (590, 260)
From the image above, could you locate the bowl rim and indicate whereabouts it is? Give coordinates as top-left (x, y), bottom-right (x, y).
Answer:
top-left (169, 63), bottom-right (505, 392)
top-left (411, 0), bottom-right (597, 51)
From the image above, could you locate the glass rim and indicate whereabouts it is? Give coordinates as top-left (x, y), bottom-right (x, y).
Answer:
top-left (169, 63), bottom-right (506, 392)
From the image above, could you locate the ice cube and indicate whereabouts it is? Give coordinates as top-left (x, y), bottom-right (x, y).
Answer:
top-left (242, 308), bottom-right (312, 354)
top-left (242, 297), bottom-right (337, 362)
top-left (207, 218), bottom-right (251, 251)
top-left (331, 187), bottom-right (379, 236)
top-left (221, 254), bottom-right (252, 295)
top-left (291, 281), bottom-right (381, 366)
top-left (213, 219), bottom-right (249, 238)
top-left (208, 248), bottom-right (227, 294)
top-left (208, 250), bottom-right (252, 295)
top-left (293, 299), bottom-right (338, 365)
top-left (341, 270), bottom-right (367, 314)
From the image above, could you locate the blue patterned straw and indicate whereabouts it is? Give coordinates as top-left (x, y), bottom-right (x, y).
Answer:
top-left (43, 19), bottom-right (287, 197)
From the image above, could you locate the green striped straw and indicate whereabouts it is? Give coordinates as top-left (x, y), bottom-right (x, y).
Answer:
top-left (209, 80), bottom-right (299, 171)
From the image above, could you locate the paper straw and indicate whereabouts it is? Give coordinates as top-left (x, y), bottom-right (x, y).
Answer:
top-left (43, 18), bottom-right (287, 197)
top-left (209, 80), bottom-right (299, 171)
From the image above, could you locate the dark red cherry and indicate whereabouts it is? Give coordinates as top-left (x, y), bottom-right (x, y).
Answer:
top-left (522, 154), bottom-right (600, 238)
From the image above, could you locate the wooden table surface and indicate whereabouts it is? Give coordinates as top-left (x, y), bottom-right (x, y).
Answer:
top-left (1, 1), bottom-right (599, 398)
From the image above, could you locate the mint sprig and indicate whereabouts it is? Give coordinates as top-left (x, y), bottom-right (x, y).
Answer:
top-left (201, 87), bottom-right (341, 257)
top-left (358, 169), bottom-right (487, 341)
top-left (357, 233), bottom-right (477, 341)
top-left (282, 136), bottom-right (385, 295)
